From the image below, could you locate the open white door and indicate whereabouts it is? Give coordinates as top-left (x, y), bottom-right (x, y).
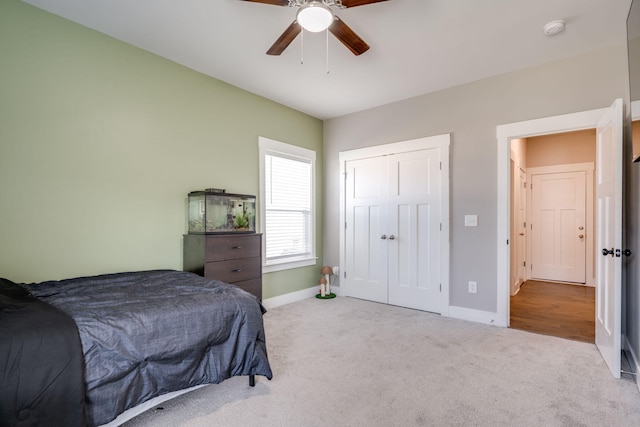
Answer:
top-left (595, 98), bottom-right (623, 379)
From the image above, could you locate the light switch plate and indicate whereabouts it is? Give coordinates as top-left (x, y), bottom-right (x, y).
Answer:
top-left (464, 215), bottom-right (478, 227)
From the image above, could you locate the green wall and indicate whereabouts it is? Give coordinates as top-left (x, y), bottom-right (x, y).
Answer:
top-left (0, 0), bottom-right (323, 299)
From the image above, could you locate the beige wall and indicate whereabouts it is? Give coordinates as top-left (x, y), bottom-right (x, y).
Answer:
top-left (526, 129), bottom-right (596, 168)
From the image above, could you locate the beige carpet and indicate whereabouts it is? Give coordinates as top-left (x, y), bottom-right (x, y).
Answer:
top-left (123, 296), bottom-right (640, 426)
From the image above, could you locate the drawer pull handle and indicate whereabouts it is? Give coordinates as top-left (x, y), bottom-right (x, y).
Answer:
top-left (232, 246), bottom-right (242, 249)
top-left (232, 268), bottom-right (242, 273)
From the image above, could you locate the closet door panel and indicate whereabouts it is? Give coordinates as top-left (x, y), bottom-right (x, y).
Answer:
top-left (344, 156), bottom-right (388, 304)
top-left (388, 149), bottom-right (442, 313)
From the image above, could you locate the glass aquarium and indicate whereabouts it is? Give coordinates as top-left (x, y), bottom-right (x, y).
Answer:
top-left (188, 190), bottom-right (256, 234)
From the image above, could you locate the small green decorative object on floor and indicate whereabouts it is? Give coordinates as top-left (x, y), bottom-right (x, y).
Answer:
top-left (316, 292), bottom-right (336, 299)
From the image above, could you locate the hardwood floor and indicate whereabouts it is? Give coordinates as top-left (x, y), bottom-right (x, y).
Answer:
top-left (510, 280), bottom-right (595, 343)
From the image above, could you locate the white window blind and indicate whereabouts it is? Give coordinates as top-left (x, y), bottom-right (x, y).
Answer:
top-left (264, 155), bottom-right (311, 259)
top-left (259, 137), bottom-right (316, 272)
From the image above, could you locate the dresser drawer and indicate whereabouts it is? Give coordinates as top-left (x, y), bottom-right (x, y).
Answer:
top-left (184, 233), bottom-right (263, 300)
top-left (233, 278), bottom-right (262, 300)
top-left (204, 257), bottom-right (261, 284)
top-left (205, 235), bottom-right (261, 262)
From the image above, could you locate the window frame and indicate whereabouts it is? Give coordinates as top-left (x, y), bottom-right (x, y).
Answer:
top-left (258, 136), bottom-right (317, 273)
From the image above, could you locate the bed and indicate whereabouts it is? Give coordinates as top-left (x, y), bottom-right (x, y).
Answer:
top-left (0, 270), bottom-right (273, 427)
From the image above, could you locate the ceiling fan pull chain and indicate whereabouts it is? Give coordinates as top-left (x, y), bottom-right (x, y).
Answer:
top-left (300, 28), bottom-right (304, 64)
top-left (326, 28), bottom-right (330, 74)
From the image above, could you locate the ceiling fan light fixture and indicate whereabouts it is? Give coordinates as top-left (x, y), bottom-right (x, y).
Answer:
top-left (297, 1), bottom-right (335, 33)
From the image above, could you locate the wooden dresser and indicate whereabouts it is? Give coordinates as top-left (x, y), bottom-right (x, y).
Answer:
top-left (183, 233), bottom-right (262, 300)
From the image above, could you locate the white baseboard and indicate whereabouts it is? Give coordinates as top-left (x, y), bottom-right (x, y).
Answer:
top-left (446, 305), bottom-right (504, 327)
top-left (263, 289), bottom-right (500, 329)
top-left (262, 286), bottom-right (342, 310)
top-left (263, 285), bottom-right (341, 310)
top-left (624, 335), bottom-right (640, 392)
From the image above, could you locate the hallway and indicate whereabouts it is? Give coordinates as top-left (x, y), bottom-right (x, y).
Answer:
top-left (510, 280), bottom-right (595, 343)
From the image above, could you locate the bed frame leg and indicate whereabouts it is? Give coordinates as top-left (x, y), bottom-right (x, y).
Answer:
top-left (249, 375), bottom-right (255, 387)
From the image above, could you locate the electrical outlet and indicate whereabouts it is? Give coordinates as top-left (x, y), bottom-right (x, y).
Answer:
top-left (332, 266), bottom-right (340, 275)
top-left (468, 281), bottom-right (477, 293)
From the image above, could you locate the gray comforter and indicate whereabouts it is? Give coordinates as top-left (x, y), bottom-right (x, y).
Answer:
top-left (24, 270), bottom-right (273, 426)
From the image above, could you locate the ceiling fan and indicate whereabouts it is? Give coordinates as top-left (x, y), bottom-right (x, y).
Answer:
top-left (241, 0), bottom-right (388, 56)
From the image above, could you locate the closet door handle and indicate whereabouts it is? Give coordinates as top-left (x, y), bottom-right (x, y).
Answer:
top-left (388, 235), bottom-right (395, 240)
top-left (381, 234), bottom-right (387, 240)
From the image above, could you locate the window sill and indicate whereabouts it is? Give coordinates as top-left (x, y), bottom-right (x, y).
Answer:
top-left (263, 257), bottom-right (318, 273)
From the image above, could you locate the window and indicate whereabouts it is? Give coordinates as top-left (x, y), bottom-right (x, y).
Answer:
top-left (259, 137), bottom-right (316, 272)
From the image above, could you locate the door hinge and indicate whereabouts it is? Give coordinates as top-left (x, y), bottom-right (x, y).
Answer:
top-left (440, 283), bottom-right (442, 292)
top-left (440, 223), bottom-right (442, 231)
top-left (523, 221), bottom-right (526, 228)
top-left (523, 261), bottom-right (526, 267)
top-left (343, 271), bottom-right (346, 279)
top-left (507, 239), bottom-right (509, 245)
top-left (439, 161), bottom-right (442, 170)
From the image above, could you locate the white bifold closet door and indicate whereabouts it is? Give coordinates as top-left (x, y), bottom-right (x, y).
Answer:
top-left (344, 147), bottom-right (443, 313)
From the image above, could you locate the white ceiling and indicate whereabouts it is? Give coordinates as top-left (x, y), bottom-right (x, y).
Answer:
top-left (23, 0), bottom-right (631, 120)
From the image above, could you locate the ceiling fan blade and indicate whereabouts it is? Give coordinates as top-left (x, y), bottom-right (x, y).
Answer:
top-left (340, 0), bottom-right (388, 7)
top-left (240, 0), bottom-right (289, 6)
top-left (329, 17), bottom-right (370, 56)
top-left (267, 21), bottom-right (302, 55)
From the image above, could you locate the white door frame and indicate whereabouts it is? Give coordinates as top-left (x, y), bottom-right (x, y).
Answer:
top-left (339, 134), bottom-right (451, 315)
top-left (496, 108), bottom-right (606, 327)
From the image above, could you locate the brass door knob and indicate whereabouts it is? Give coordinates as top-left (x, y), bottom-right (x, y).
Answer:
top-left (578, 234), bottom-right (584, 239)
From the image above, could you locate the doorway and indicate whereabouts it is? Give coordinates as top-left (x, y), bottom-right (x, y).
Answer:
top-left (508, 130), bottom-right (596, 341)
top-left (497, 100), bottom-right (624, 379)
top-left (496, 106), bottom-right (612, 325)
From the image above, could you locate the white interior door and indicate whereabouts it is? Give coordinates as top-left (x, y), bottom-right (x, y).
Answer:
top-left (530, 171), bottom-right (586, 283)
top-left (344, 156), bottom-right (388, 303)
top-left (387, 149), bottom-right (442, 312)
top-left (595, 98), bottom-right (623, 379)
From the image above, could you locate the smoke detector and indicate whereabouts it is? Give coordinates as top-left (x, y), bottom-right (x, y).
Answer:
top-left (544, 20), bottom-right (566, 36)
